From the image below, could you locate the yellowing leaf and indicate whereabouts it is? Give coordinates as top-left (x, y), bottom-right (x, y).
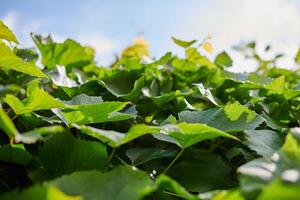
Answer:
top-left (202, 42), bottom-right (213, 53)
top-left (122, 38), bottom-right (150, 59)
top-left (134, 37), bottom-right (149, 46)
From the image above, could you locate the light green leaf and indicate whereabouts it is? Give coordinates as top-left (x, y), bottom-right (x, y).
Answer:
top-left (258, 180), bottom-right (300, 200)
top-left (0, 108), bottom-right (19, 139)
top-left (158, 122), bottom-right (237, 148)
top-left (210, 189), bottom-right (245, 200)
top-left (179, 107), bottom-right (264, 132)
top-left (0, 20), bottom-right (19, 44)
top-left (171, 37), bottom-right (196, 48)
top-left (60, 101), bottom-right (133, 125)
top-left (4, 81), bottom-right (65, 114)
top-left (185, 48), bottom-right (217, 68)
top-left (0, 43), bottom-right (48, 78)
top-left (0, 185), bottom-right (82, 200)
top-left (15, 125), bottom-right (65, 144)
top-left (32, 34), bottom-right (94, 69)
top-left (74, 124), bottom-right (160, 147)
top-left (265, 76), bottom-right (286, 95)
top-left (154, 175), bottom-right (199, 200)
top-left (224, 101), bottom-right (255, 122)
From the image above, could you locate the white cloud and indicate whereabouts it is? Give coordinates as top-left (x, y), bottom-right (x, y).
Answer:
top-left (1, 11), bottom-right (118, 66)
top-left (2, 11), bottom-right (18, 31)
top-left (180, 0), bottom-right (300, 72)
top-left (75, 34), bottom-right (118, 65)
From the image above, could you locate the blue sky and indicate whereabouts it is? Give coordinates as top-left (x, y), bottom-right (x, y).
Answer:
top-left (1, 0), bottom-right (300, 71)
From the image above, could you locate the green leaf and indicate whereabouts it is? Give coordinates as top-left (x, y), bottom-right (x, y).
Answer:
top-left (168, 152), bottom-right (235, 192)
top-left (74, 124), bottom-right (160, 148)
top-left (126, 148), bottom-right (178, 166)
top-left (295, 48), bottom-right (300, 64)
top-left (154, 175), bottom-right (199, 200)
top-left (99, 70), bottom-right (145, 101)
top-left (210, 189), bottom-right (245, 200)
top-left (143, 89), bottom-right (192, 106)
top-left (215, 51), bottom-right (233, 68)
top-left (37, 132), bottom-right (107, 178)
top-left (4, 81), bottom-right (65, 114)
top-left (179, 107), bottom-right (264, 132)
top-left (63, 94), bottom-right (103, 105)
top-left (51, 166), bottom-right (154, 200)
top-left (265, 76), bottom-right (286, 95)
top-left (0, 43), bottom-right (48, 78)
top-left (0, 144), bottom-right (32, 165)
top-left (15, 125), bottom-right (65, 144)
top-left (0, 20), bottom-right (19, 44)
top-left (171, 37), bottom-right (196, 48)
top-left (258, 180), bottom-right (300, 200)
top-left (157, 122), bottom-right (237, 148)
top-left (224, 101), bottom-right (256, 122)
top-left (0, 185), bottom-right (82, 200)
top-left (0, 108), bottom-right (19, 139)
top-left (238, 132), bottom-right (300, 199)
top-left (244, 130), bottom-right (283, 157)
top-left (59, 101), bottom-right (133, 125)
top-left (185, 48), bottom-right (217, 68)
top-left (32, 34), bottom-right (94, 69)
top-left (194, 83), bottom-right (218, 105)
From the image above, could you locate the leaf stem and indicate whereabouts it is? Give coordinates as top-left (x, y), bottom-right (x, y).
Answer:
top-left (9, 138), bottom-right (14, 145)
top-left (12, 114), bottom-right (18, 121)
top-left (163, 148), bottom-right (184, 174)
top-left (162, 191), bottom-right (185, 198)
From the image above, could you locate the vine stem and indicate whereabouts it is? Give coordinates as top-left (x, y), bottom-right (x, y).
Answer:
top-left (106, 148), bottom-right (116, 165)
top-left (163, 148), bottom-right (184, 174)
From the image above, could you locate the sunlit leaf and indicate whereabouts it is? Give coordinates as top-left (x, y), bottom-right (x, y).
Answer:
top-left (0, 20), bottom-right (19, 44)
top-left (0, 43), bottom-right (48, 78)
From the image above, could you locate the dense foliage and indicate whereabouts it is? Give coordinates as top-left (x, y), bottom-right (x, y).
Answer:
top-left (1, 20), bottom-right (300, 200)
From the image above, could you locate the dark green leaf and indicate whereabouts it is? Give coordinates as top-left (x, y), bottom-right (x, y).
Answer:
top-left (51, 166), bottom-right (154, 200)
top-left (38, 132), bottom-right (107, 178)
